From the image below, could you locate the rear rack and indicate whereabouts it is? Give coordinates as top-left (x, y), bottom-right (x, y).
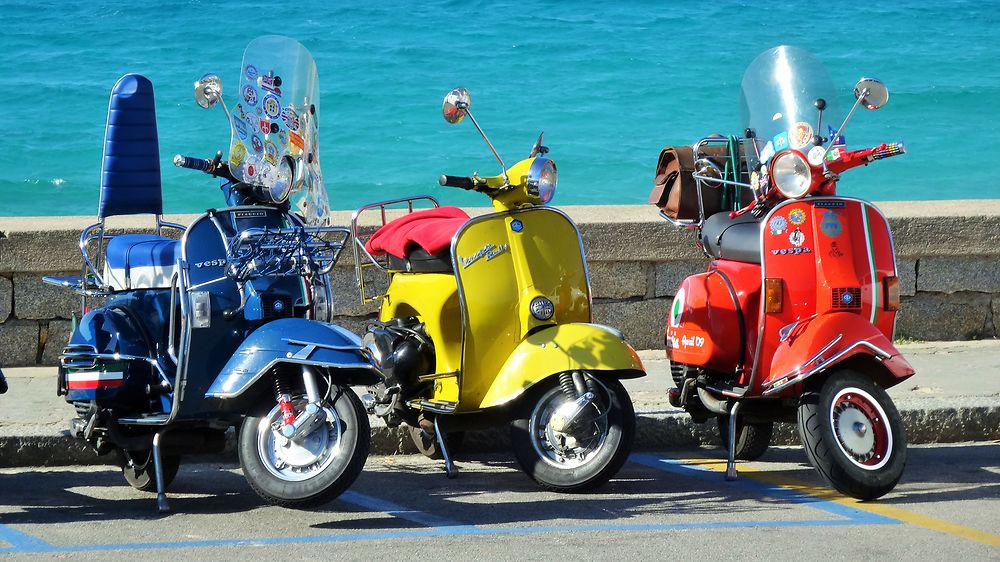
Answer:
top-left (350, 196), bottom-right (440, 304)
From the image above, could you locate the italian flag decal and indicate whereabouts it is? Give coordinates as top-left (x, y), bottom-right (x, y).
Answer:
top-left (66, 367), bottom-right (124, 390)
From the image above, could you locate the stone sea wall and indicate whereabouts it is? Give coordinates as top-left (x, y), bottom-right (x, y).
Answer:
top-left (1, 200), bottom-right (998, 366)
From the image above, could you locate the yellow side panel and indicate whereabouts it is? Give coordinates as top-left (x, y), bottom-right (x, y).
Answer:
top-left (479, 323), bottom-right (646, 409)
top-left (453, 208), bottom-right (590, 410)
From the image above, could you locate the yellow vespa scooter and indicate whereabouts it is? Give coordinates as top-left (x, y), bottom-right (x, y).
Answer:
top-left (351, 87), bottom-right (646, 491)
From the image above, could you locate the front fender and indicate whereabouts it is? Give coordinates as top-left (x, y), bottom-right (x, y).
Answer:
top-left (478, 323), bottom-right (646, 409)
top-left (205, 318), bottom-right (382, 399)
top-left (763, 312), bottom-right (914, 396)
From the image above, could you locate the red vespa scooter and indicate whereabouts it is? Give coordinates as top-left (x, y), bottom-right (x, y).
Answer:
top-left (654, 46), bottom-right (914, 500)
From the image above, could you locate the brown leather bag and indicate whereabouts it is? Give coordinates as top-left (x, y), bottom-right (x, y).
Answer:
top-left (649, 144), bottom-right (729, 221)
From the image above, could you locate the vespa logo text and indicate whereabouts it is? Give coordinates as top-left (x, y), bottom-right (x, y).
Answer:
top-left (195, 259), bottom-right (227, 269)
top-left (460, 243), bottom-right (510, 269)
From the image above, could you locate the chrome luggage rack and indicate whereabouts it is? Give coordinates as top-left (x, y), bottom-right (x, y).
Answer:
top-left (350, 196), bottom-right (440, 304)
top-left (659, 136), bottom-right (756, 229)
top-left (225, 225), bottom-right (351, 282)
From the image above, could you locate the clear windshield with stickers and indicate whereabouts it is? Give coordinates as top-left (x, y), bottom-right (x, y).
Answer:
top-left (229, 35), bottom-right (331, 225)
top-left (740, 46), bottom-right (842, 166)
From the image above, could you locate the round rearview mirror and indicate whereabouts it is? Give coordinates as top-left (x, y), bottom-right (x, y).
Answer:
top-left (694, 158), bottom-right (725, 189)
top-left (194, 74), bottom-right (223, 109)
top-left (854, 77), bottom-right (888, 110)
top-left (442, 87), bottom-right (471, 124)
top-left (529, 132), bottom-right (546, 157)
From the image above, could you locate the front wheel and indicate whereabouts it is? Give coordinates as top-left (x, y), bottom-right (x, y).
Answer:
top-left (797, 369), bottom-right (906, 500)
top-left (510, 375), bottom-right (635, 492)
top-left (238, 388), bottom-right (370, 508)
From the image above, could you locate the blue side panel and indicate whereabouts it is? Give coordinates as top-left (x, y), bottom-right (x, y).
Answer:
top-left (206, 319), bottom-right (382, 398)
top-left (99, 74), bottom-right (162, 218)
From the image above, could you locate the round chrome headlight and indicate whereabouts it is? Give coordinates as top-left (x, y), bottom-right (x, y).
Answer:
top-left (268, 156), bottom-right (295, 203)
top-left (770, 150), bottom-right (813, 199)
top-left (526, 157), bottom-right (557, 204)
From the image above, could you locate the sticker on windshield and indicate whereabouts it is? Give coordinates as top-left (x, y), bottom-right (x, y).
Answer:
top-left (263, 94), bottom-right (281, 119)
top-left (281, 107), bottom-right (300, 131)
top-left (242, 85), bottom-right (258, 106)
top-left (790, 122), bottom-right (813, 150)
top-left (251, 134), bottom-right (264, 154)
top-left (230, 141), bottom-right (247, 167)
top-left (245, 64), bottom-right (258, 80)
top-left (264, 140), bottom-right (279, 165)
top-left (233, 117), bottom-right (248, 140)
top-left (759, 140), bottom-right (775, 163)
top-left (773, 131), bottom-right (789, 151)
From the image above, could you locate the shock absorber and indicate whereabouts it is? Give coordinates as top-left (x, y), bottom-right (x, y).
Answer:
top-left (273, 374), bottom-right (296, 427)
top-left (559, 372), bottom-right (578, 399)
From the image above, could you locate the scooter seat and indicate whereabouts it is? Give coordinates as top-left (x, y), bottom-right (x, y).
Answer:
top-left (700, 211), bottom-right (762, 264)
top-left (104, 234), bottom-right (179, 290)
top-left (365, 206), bottom-right (470, 272)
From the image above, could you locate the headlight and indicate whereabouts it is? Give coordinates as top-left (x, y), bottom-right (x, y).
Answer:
top-left (268, 156), bottom-right (294, 203)
top-left (770, 150), bottom-right (813, 199)
top-left (526, 157), bottom-right (557, 204)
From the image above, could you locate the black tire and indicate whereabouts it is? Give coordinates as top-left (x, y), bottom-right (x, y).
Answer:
top-left (118, 449), bottom-right (181, 492)
top-left (510, 376), bottom-right (635, 492)
top-left (797, 369), bottom-right (906, 500)
top-left (717, 416), bottom-right (773, 461)
top-left (238, 388), bottom-right (370, 508)
top-left (408, 425), bottom-right (465, 460)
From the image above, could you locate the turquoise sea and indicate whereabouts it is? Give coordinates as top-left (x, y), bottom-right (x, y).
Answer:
top-left (2, 1), bottom-right (999, 217)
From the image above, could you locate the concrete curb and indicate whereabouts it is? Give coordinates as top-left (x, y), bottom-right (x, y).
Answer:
top-left (3, 402), bottom-right (997, 468)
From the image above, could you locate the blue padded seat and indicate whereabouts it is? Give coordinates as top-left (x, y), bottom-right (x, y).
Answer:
top-left (103, 234), bottom-right (179, 290)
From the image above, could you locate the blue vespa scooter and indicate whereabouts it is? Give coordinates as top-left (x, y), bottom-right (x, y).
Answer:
top-left (44, 36), bottom-right (381, 513)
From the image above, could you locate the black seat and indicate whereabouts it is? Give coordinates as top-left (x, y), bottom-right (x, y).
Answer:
top-left (700, 211), bottom-right (762, 264)
top-left (387, 247), bottom-right (453, 273)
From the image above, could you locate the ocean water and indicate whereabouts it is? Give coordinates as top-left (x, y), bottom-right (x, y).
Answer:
top-left (2, 0), bottom-right (999, 217)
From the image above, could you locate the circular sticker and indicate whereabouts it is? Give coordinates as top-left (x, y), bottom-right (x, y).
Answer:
top-left (263, 94), bottom-right (281, 119)
top-left (251, 134), bottom-right (264, 154)
top-left (264, 140), bottom-right (279, 165)
top-left (788, 208), bottom-right (807, 225)
top-left (281, 107), bottom-right (300, 131)
top-left (789, 122), bottom-right (814, 150)
top-left (807, 145), bottom-right (826, 166)
top-left (245, 64), bottom-right (258, 80)
top-left (242, 85), bottom-right (258, 106)
top-left (769, 215), bottom-right (788, 235)
top-left (789, 229), bottom-right (805, 247)
top-left (669, 288), bottom-right (686, 328)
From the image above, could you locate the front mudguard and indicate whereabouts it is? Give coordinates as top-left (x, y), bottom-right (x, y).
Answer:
top-left (762, 312), bottom-right (915, 396)
top-left (205, 318), bottom-right (382, 400)
top-left (478, 323), bottom-right (645, 409)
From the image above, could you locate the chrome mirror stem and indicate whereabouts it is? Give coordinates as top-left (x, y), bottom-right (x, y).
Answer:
top-left (462, 107), bottom-right (509, 186)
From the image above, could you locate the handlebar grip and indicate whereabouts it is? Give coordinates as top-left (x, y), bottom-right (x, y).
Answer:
top-left (439, 175), bottom-right (476, 190)
top-left (870, 142), bottom-right (906, 161)
top-left (173, 154), bottom-right (213, 172)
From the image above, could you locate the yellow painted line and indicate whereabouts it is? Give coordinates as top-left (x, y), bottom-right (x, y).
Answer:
top-left (677, 458), bottom-right (1000, 549)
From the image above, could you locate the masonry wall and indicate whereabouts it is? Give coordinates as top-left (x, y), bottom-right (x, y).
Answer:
top-left (1, 200), bottom-right (998, 366)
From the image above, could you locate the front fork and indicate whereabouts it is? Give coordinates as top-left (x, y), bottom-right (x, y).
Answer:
top-left (273, 365), bottom-right (328, 444)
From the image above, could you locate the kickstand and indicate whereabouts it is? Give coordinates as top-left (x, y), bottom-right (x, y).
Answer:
top-left (725, 401), bottom-right (741, 481)
top-left (152, 431), bottom-right (170, 513)
top-left (433, 416), bottom-right (457, 479)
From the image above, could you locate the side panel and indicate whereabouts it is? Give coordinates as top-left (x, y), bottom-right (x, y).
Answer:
top-left (479, 323), bottom-right (645, 409)
top-left (453, 208), bottom-right (590, 408)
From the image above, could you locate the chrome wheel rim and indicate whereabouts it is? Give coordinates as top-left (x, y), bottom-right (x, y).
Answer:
top-left (830, 387), bottom-right (891, 470)
top-left (257, 396), bottom-right (343, 482)
top-left (528, 380), bottom-right (611, 470)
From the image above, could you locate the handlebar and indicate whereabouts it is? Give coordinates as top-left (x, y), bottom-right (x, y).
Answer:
top-left (173, 154), bottom-right (213, 172)
top-left (869, 142), bottom-right (906, 161)
top-left (439, 175), bottom-right (476, 190)
top-left (827, 142), bottom-right (905, 174)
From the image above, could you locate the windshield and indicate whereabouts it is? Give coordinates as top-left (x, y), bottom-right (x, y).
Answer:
top-left (229, 35), bottom-right (330, 225)
top-left (740, 46), bottom-right (841, 164)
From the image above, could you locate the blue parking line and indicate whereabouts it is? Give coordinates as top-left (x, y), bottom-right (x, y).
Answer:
top-left (0, 454), bottom-right (899, 554)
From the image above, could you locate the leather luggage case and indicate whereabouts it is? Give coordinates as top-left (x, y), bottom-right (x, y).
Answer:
top-left (649, 144), bottom-right (729, 221)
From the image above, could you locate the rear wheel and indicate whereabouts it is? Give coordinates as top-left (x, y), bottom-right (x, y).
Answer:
top-left (238, 388), bottom-right (370, 508)
top-left (510, 376), bottom-right (635, 492)
top-left (118, 449), bottom-right (180, 492)
top-left (797, 369), bottom-right (906, 500)
top-left (717, 416), bottom-right (773, 461)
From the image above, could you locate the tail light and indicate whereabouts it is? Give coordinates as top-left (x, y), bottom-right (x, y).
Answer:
top-left (884, 276), bottom-right (901, 311)
top-left (764, 278), bottom-right (783, 313)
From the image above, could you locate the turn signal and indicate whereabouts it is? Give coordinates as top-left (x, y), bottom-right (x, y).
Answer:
top-left (764, 278), bottom-right (783, 313)
top-left (884, 276), bottom-right (901, 311)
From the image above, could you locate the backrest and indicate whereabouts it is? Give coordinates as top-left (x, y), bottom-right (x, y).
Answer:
top-left (98, 74), bottom-right (162, 219)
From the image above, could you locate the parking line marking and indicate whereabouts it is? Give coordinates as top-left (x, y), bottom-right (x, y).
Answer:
top-left (645, 455), bottom-right (1000, 549)
top-left (0, 522), bottom-right (54, 552)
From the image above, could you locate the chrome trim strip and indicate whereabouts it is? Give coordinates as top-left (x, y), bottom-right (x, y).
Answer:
top-left (762, 339), bottom-right (892, 396)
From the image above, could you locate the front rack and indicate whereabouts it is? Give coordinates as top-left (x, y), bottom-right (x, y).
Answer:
top-left (226, 226), bottom-right (351, 282)
top-left (350, 196), bottom-right (440, 304)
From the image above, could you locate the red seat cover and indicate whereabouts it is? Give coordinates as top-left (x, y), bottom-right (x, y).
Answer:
top-left (365, 206), bottom-right (470, 259)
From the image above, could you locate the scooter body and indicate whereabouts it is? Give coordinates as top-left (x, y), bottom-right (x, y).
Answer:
top-left (48, 36), bottom-right (380, 512)
top-left (354, 88), bottom-right (644, 491)
top-left (658, 45), bottom-right (913, 500)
